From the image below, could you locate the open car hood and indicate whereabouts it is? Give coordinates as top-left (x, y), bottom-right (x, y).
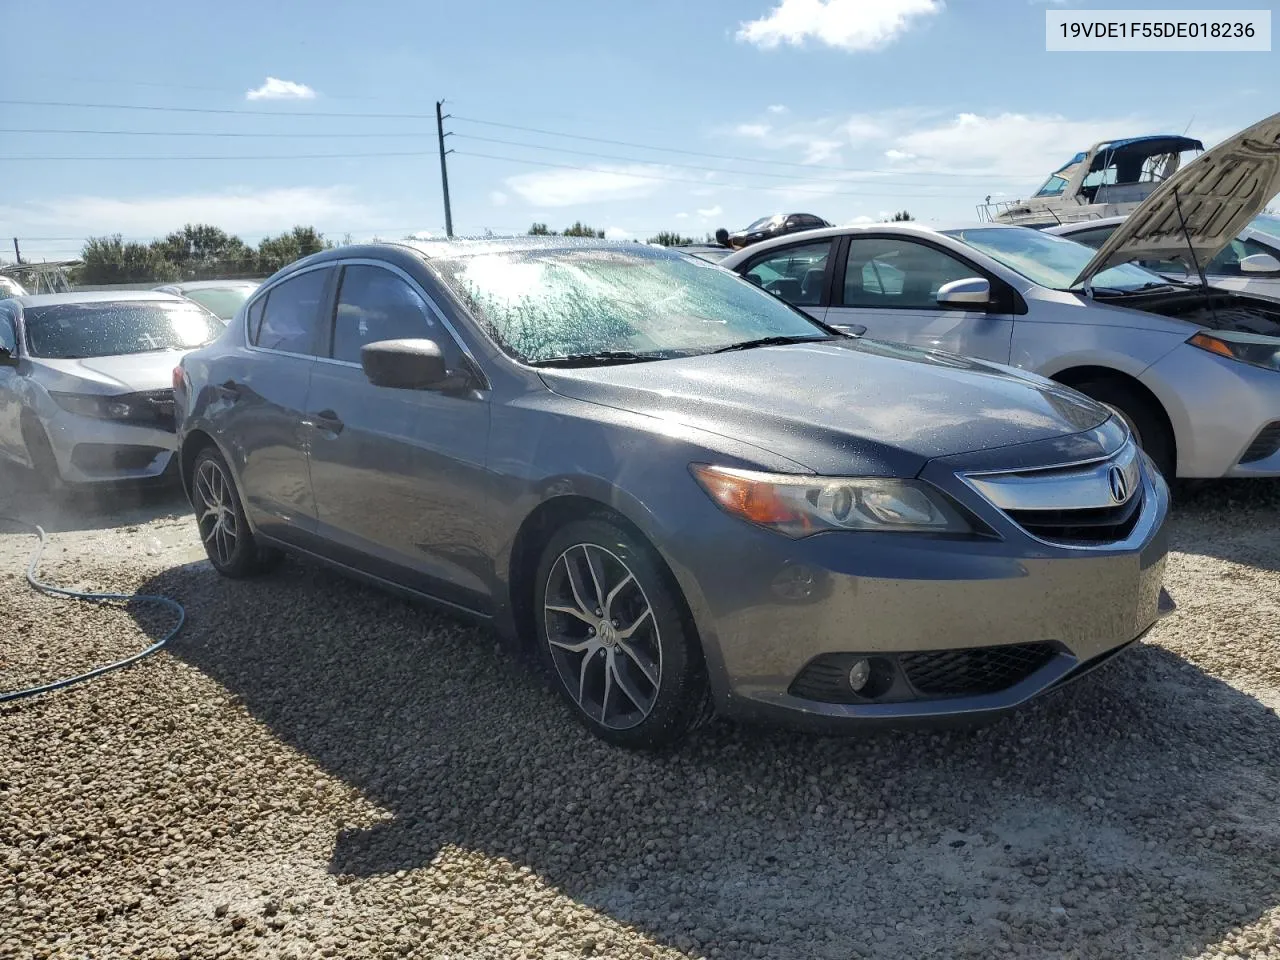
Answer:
top-left (1072, 111), bottom-right (1280, 288)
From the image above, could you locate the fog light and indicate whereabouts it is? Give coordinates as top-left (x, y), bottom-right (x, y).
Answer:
top-left (848, 658), bottom-right (871, 692)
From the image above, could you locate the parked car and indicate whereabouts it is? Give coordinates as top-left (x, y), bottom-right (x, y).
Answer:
top-left (719, 213), bottom-right (832, 250)
top-left (175, 237), bottom-right (1171, 747)
top-left (0, 292), bottom-right (223, 486)
top-left (720, 112), bottom-right (1280, 481)
top-left (153, 280), bottom-right (261, 323)
top-left (1044, 213), bottom-right (1280, 300)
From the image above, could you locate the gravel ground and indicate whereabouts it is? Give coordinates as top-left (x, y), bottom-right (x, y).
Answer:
top-left (2, 468), bottom-right (1278, 960)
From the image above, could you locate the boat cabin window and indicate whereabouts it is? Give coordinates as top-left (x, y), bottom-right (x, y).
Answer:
top-left (1034, 175), bottom-right (1069, 198)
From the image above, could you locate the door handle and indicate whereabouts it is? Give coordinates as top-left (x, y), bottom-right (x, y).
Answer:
top-left (306, 409), bottom-right (344, 435)
top-left (216, 379), bottom-right (241, 400)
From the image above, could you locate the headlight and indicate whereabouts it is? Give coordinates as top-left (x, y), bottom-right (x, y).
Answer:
top-left (1188, 331), bottom-right (1280, 372)
top-left (690, 464), bottom-right (973, 538)
top-left (49, 392), bottom-right (136, 420)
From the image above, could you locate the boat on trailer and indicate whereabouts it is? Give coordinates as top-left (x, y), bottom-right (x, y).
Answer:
top-left (977, 134), bottom-right (1204, 228)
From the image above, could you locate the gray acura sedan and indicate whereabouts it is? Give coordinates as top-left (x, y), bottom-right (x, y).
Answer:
top-left (174, 238), bottom-right (1172, 747)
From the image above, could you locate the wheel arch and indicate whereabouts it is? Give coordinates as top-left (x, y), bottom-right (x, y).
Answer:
top-left (1050, 364), bottom-right (1179, 464)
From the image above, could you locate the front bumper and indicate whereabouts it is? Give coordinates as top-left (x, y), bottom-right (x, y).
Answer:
top-left (42, 410), bottom-right (177, 484)
top-left (664, 457), bottom-right (1171, 730)
top-left (1142, 344), bottom-right (1280, 477)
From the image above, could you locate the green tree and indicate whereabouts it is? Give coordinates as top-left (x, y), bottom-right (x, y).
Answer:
top-left (647, 231), bottom-right (698, 247)
top-left (528, 222), bottom-right (554, 235)
top-left (256, 226), bottom-right (330, 274)
top-left (891, 210), bottom-right (914, 222)
top-left (153, 223), bottom-right (255, 279)
top-left (79, 235), bottom-right (178, 284)
top-left (561, 221), bottom-right (605, 238)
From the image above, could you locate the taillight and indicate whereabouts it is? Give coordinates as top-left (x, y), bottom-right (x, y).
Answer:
top-left (172, 365), bottom-right (184, 393)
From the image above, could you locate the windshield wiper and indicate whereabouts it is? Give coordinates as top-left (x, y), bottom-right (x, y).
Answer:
top-left (711, 335), bottom-right (833, 354)
top-left (530, 350), bottom-right (666, 368)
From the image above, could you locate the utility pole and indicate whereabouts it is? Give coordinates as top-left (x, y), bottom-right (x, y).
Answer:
top-left (12, 238), bottom-right (21, 264)
top-left (436, 100), bottom-right (455, 238)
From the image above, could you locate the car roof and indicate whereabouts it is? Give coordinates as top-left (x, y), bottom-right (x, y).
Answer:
top-left (10, 290), bottom-right (189, 308)
top-left (160, 280), bottom-right (261, 292)
top-left (717, 221), bottom-right (1029, 265)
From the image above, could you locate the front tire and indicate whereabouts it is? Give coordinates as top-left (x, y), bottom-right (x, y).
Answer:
top-left (190, 446), bottom-right (278, 578)
top-left (1075, 380), bottom-right (1175, 480)
top-left (533, 517), bottom-right (711, 749)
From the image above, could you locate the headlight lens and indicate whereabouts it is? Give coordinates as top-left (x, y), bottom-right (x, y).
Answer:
top-left (690, 464), bottom-right (973, 538)
top-left (1188, 331), bottom-right (1280, 372)
top-left (49, 392), bottom-right (136, 419)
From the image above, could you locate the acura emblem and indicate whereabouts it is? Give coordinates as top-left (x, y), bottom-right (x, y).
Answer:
top-left (1108, 465), bottom-right (1129, 504)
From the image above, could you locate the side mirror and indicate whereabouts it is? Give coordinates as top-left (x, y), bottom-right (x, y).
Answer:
top-left (361, 338), bottom-right (461, 391)
top-left (831, 323), bottom-right (866, 338)
top-left (744, 273), bottom-right (763, 287)
top-left (1239, 252), bottom-right (1280, 274)
top-left (936, 277), bottom-right (991, 308)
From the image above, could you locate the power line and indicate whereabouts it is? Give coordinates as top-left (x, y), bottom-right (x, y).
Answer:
top-left (0, 99), bottom-right (434, 119)
top-left (0, 150), bottom-right (435, 161)
top-left (456, 151), bottom-right (962, 198)
top-left (453, 133), bottom-right (1011, 187)
top-left (452, 115), bottom-right (1041, 180)
top-left (0, 127), bottom-right (431, 138)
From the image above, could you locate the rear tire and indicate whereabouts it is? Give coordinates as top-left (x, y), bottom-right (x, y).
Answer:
top-left (533, 517), bottom-right (711, 749)
top-left (1074, 380), bottom-right (1175, 479)
top-left (190, 445), bottom-right (279, 578)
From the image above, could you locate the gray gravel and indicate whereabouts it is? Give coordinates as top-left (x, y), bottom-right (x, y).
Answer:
top-left (2, 470), bottom-right (1279, 960)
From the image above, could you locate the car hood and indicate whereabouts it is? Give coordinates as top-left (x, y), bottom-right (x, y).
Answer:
top-left (30, 350), bottom-right (186, 394)
top-left (1073, 111), bottom-right (1280, 287)
top-left (538, 338), bottom-right (1110, 476)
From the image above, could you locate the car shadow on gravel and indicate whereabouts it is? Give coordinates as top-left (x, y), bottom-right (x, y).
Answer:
top-left (0, 463), bottom-right (188, 534)
top-left (148, 556), bottom-right (1280, 960)
top-left (1170, 478), bottom-right (1280, 572)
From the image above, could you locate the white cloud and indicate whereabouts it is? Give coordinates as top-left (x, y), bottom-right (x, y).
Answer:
top-left (696, 205), bottom-right (724, 218)
top-left (737, 0), bottom-right (943, 52)
top-left (884, 148), bottom-right (917, 161)
top-left (245, 77), bottom-right (317, 101)
top-left (767, 104), bottom-right (789, 114)
top-left (803, 139), bottom-right (844, 163)
top-left (604, 226), bottom-right (632, 240)
top-left (489, 190), bottom-right (509, 206)
top-left (1, 187), bottom-right (375, 245)
top-left (674, 212), bottom-right (689, 219)
top-left (504, 164), bottom-right (670, 206)
top-left (845, 215), bottom-right (876, 224)
top-left (891, 112), bottom-right (1134, 174)
top-left (735, 123), bottom-right (771, 138)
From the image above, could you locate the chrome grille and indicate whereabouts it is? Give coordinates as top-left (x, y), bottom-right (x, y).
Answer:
top-left (962, 439), bottom-right (1146, 547)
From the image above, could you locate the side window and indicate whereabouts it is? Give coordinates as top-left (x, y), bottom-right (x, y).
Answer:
top-left (246, 296), bottom-right (266, 344)
top-left (253, 268), bottom-right (329, 355)
top-left (843, 238), bottom-right (977, 309)
top-left (743, 241), bottom-right (832, 307)
top-left (331, 264), bottom-right (440, 364)
top-left (0, 305), bottom-right (16, 356)
top-left (1206, 237), bottom-right (1277, 276)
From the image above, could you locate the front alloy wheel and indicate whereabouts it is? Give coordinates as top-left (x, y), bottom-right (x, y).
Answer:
top-left (534, 518), bottom-right (711, 748)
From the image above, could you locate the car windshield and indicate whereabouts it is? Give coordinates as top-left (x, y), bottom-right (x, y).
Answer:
top-left (1250, 214), bottom-right (1280, 244)
top-left (432, 246), bottom-right (829, 363)
top-left (945, 227), bottom-right (1170, 292)
top-left (24, 300), bottom-right (224, 359)
top-left (183, 286), bottom-right (254, 321)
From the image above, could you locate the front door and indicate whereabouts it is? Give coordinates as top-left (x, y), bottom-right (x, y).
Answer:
top-left (825, 236), bottom-right (1014, 364)
top-left (305, 262), bottom-right (493, 612)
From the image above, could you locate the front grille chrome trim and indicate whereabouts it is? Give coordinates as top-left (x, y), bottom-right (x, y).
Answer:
top-left (962, 438), bottom-right (1141, 512)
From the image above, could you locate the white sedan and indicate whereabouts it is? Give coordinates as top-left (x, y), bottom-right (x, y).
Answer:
top-left (718, 112), bottom-right (1280, 480)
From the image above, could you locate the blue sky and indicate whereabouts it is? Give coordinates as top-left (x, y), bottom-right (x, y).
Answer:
top-left (1, 0), bottom-right (1274, 261)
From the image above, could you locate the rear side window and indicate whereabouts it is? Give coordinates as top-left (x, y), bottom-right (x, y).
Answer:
top-left (331, 264), bottom-right (439, 364)
top-left (251, 268), bottom-right (329, 354)
top-left (743, 240), bottom-right (832, 307)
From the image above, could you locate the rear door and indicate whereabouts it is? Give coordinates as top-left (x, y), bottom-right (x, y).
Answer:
top-left (227, 265), bottom-right (333, 543)
top-left (738, 238), bottom-right (835, 322)
top-left (305, 260), bottom-right (493, 612)
top-left (825, 235), bottom-right (1015, 363)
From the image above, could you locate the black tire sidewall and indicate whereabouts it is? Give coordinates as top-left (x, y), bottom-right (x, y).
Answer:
top-left (1077, 382), bottom-right (1175, 479)
top-left (532, 517), bottom-right (708, 749)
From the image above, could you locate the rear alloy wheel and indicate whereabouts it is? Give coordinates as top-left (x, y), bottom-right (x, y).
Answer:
top-left (191, 446), bottom-right (278, 578)
top-left (534, 518), bottom-right (710, 748)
